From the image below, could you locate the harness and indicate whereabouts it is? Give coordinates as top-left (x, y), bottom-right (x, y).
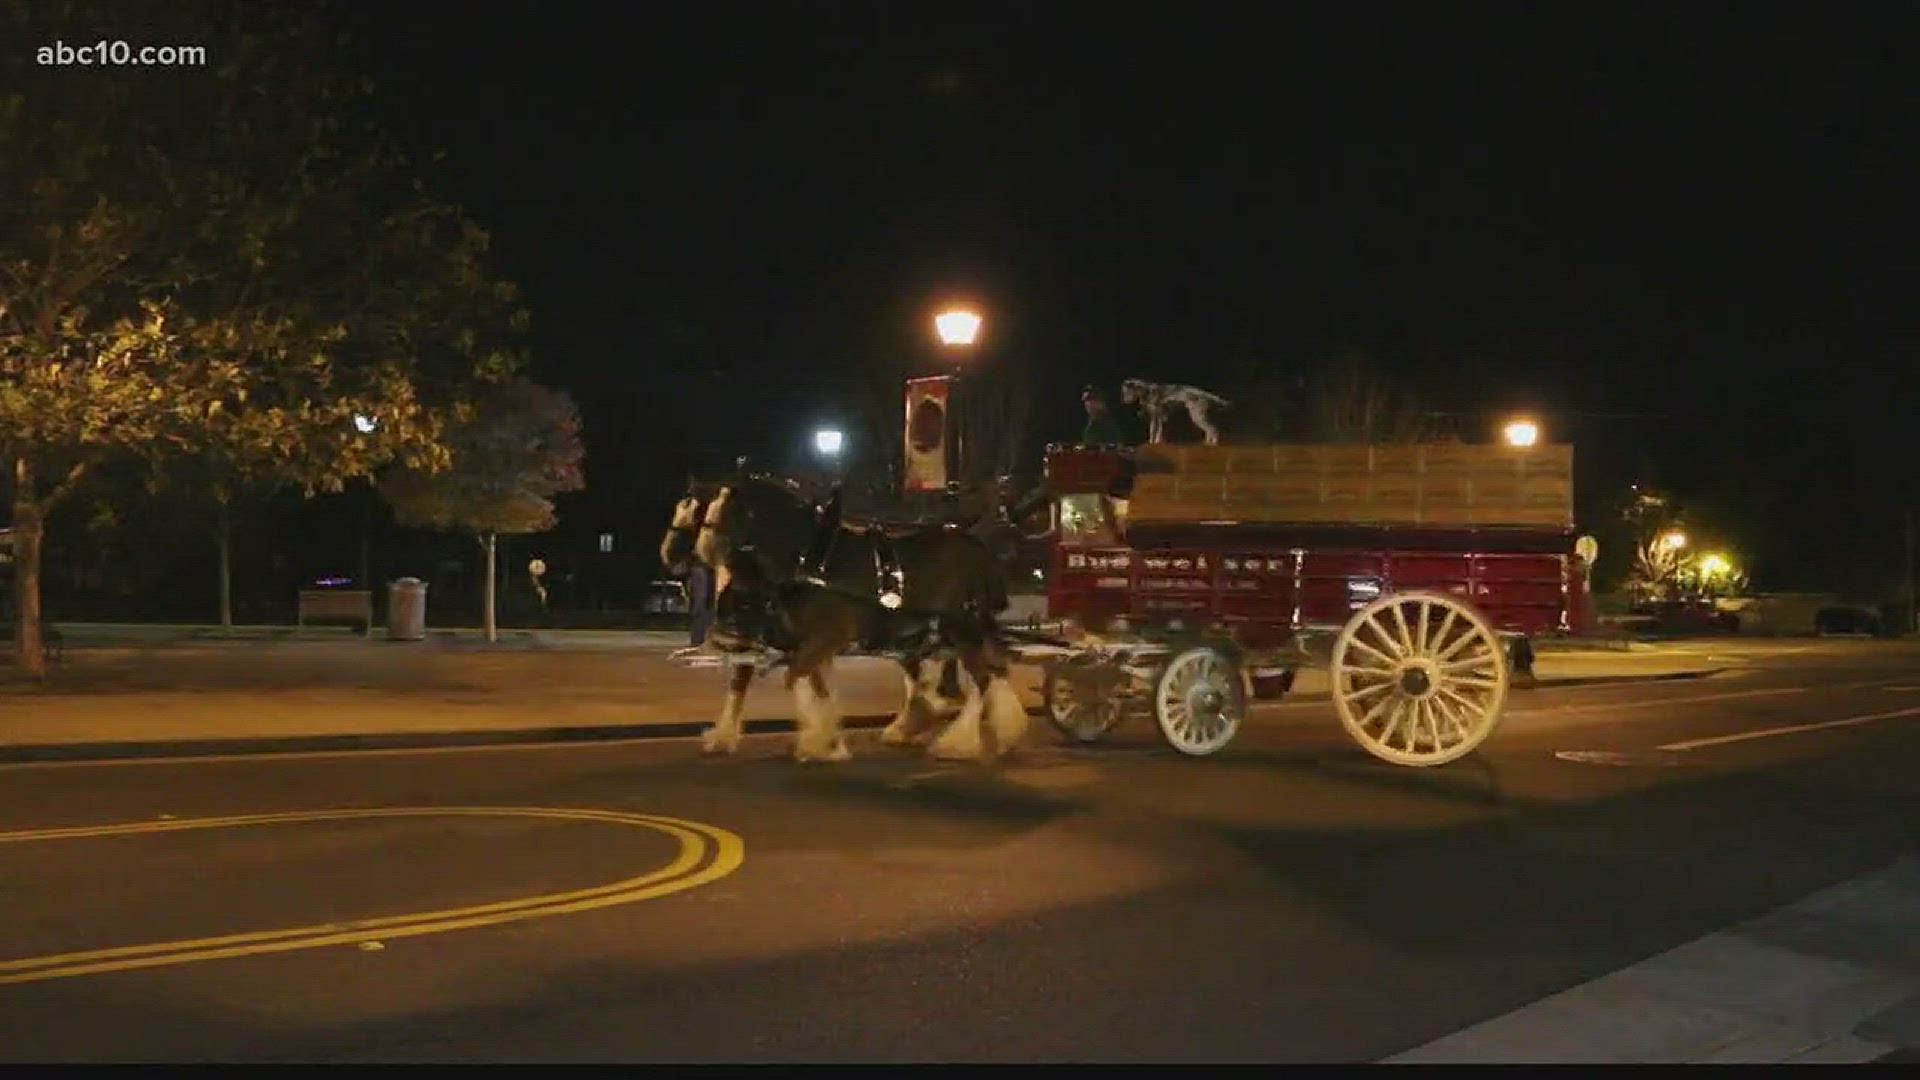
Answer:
top-left (798, 489), bottom-right (907, 611)
top-left (703, 476), bottom-right (1004, 664)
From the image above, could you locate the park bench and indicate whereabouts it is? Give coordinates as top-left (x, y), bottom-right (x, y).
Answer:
top-left (296, 589), bottom-right (373, 634)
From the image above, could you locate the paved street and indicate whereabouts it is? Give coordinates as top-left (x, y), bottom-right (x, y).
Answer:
top-left (1, 638), bottom-right (1917, 1061)
top-left (0, 630), bottom-right (1739, 759)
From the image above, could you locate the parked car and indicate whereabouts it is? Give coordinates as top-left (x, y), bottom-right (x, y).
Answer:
top-left (1813, 606), bottom-right (1881, 637)
top-left (1635, 598), bottom-right (1741, 633)
top-left (640, 579), bottom-right (689, 615)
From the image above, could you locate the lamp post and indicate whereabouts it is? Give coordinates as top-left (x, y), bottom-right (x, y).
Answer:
top-left (930, 307), bottom-right (982, 489)
top-left (813, 426), bottom-right (845, 487)
top-left (1660, 530), bottom-right (1688, 601)
top-left (1502, 417), bottom-right (1540, 447)
top-left (352, 414), bottom-right (378, 601)
top-left (933, 307), bottom-right (982, 351)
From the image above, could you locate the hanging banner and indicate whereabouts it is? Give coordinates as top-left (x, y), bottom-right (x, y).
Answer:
top-left (903, 375), bottom-right (953, 494)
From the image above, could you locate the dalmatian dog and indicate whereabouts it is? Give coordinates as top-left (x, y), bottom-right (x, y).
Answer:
top-left (1121, 379), bottom-right (1231, 444)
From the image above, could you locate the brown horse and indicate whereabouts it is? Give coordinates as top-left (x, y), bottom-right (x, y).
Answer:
top-left (668, 472), bottom-right (1029, 764)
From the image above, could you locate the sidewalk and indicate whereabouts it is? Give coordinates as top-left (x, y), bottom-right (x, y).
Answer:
top-left (42, 622), bottom-right (695, 650)
top-left (0, 631), bottom-right (1737, 765)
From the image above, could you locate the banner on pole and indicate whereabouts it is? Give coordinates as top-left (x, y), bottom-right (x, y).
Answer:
top-left (903, 375), bottom-right (953, 493)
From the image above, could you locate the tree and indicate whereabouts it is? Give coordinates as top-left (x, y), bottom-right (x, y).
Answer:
top-left (377, 380), bottom-right (586, 643)
top-left (1628, 536), bottom-right (1686, 604)
top-left (0, 305), bottom-right (251, 666)
top-left (1, 2), bottom-right (525, 661)
top-left (952, 364), bottom-right (1035, 488)
top-left (1611, 483), bottom-right (1684, 598)
top-left (1301, 353), bottom-right (1441, 443)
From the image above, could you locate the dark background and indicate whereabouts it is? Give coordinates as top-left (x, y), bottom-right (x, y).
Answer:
top-left (27, 4), bottom-right (1920, 620)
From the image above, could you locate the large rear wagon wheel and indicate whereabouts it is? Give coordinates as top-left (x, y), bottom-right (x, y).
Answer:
top-left (1331, 591), bottom-right (1510, 767)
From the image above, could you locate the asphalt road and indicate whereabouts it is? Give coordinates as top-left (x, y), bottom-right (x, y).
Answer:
top-left (2, 639), bottom-right (1918, 1062)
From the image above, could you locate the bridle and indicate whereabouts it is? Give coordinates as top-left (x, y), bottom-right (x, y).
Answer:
top-left (667, 495), bottom-right (709, 546)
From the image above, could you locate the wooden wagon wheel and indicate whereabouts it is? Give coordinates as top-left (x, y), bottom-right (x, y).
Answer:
top-left (1041, 653), bottom-right (1129, 744)
top-left (1153, 645), bottom-right (1246, 756)
top-left (1331, 590), bottom-right (1510, 767)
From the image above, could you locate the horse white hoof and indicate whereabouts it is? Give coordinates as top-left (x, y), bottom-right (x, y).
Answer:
top-left (881, 717), bottom-right (929, 747)
top-left (794, 742), bottom-right (852, 764)
top-left (928, 732), bottom-right (983, 762)
top-left (701, 728), bottom-right (740, 755)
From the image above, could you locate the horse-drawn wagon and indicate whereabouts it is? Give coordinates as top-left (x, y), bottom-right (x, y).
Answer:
top-left (1022, 439), bottom-right (1589, 766)
top-left (665, 358), bottom-right (1591, 769)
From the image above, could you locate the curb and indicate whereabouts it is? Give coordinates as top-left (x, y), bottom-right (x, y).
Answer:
top-left (1517, 667), bottom-right (1730, 690)
top-left (1279, 667), bottom-right (1728, 702)
top-left (0, 670), bottom-right (1727, 767)
top-left (0, 714), bottom-right (902, 766)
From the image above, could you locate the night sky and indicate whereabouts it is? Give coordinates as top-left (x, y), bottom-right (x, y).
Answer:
top-left (329, 5), bottom-right (1915, 590)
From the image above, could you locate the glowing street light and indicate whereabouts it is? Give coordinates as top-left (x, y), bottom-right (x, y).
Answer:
top-left (933, 308), bottom-right (982, 347)
top-left (1699, 553), bottom-right (1731, 577)
top-left (813, 427), bottom-right (844, 457)
top-left (353, 414), bottom-right (377, 434)
top-left (1502, 418), bottom-right (1540, 447)
top-left (1661, 530), bottom-right (1688, 551)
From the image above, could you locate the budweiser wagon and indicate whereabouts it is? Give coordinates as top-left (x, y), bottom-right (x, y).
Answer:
top-left (1025, 440), bottom-right (1590, 766)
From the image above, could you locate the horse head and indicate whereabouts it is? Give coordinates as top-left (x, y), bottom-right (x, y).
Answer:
top-left (694, 471), bottom-right (817, 585)
top-left (659, 488), bottom-right (710, 572)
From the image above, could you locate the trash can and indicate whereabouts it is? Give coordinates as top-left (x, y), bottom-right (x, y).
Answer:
top-left (387, 577), bottom-right (428, 641)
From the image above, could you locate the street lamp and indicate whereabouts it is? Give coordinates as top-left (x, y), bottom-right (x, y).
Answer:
top-left (933, 307), bottom-right (982, 348)
top-left (1661, 530), bottom-right (1688, 551)
top-left (349, 414), bottom-right (378, 594)
top-left (1502, 417), bottom-right (1540, 447)
top-left (813, 427), bottom-right (844, 457)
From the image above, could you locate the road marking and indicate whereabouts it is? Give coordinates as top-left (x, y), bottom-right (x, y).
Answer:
top-left (0, 676), bottom-right (1909, 773)
top-left (1511, 686), bottom-right (1807, 716)
top-left (0, 806), bottom-right (743, 985)
top-left (1553, 749), bottom-right (1698, 767)
top-left (1385, 860), bottom-right (1919, 1063)
top-left (1658, 705), bottom-right (1920, 752)
top-left (0, 718), bottom-right (901, 772)
top-left (1264, 683), bottom-right (1802, 716)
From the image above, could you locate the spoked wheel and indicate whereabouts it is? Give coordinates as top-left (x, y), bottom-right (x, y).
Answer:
top-left (1331, 591), bottom-right (1510, 767)
top-left (1042, 654), bottom-right (1128, 744)
top-left (1153, 646), bottom-right (1246, 756)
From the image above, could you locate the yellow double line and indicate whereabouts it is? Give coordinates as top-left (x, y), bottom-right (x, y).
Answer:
top-left (0, 806), bottom-right (744, 985)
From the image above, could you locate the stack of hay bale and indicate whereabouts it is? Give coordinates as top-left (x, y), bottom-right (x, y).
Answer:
top-left (1126, 443), bottom-right (1573, 529)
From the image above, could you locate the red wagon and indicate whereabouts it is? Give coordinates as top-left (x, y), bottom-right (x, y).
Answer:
top-left (1026, 440), bottom-right (1592, 766)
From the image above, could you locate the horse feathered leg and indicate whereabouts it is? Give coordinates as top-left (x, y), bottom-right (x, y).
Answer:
top-left (703, 659), bottom-right (754, 754)
top-left (967, 627), bottom-right (1028, 761)
top-left (791, 659), bottom-right (851, 763)
top-left (882, 656), bottom-right (944, 747)
top-left (980, 654), bottom-right (1030, 758)
top-left (927, 657), bottom-right (987, 761)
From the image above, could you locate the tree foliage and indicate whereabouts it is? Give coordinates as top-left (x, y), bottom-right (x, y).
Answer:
top-left (1, 1), bottom-right (530, 670)
top-left (1301, 354), bottom-right (1441, 443)
top-left (378, 379), bottom-right (586, 537)
top-left (378, 379), bottom-right (585, 643)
